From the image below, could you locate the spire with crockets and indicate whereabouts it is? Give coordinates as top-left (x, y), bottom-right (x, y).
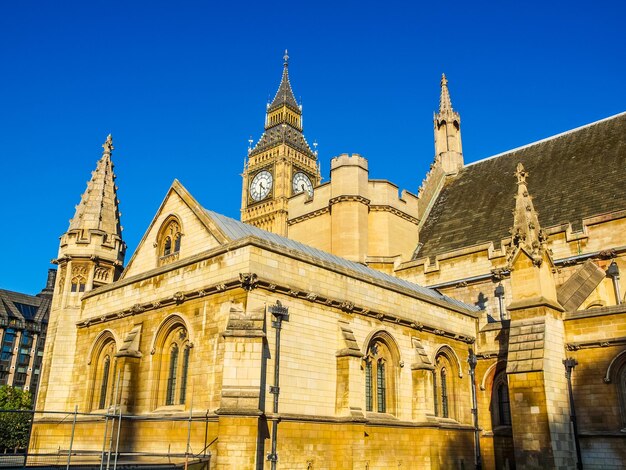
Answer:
top-left (433, 73), bottom-right (463, 174)
top-left (68, 134), bottom-right (123, 239)
top-left (249, 50), bottom-right (316, 158)
top-left (506, 163), bottom-right (550, 268)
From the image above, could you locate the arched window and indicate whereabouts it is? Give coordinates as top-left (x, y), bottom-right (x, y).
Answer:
top-left (157, 216), bottom-right (183, 266)
top-left (89, 335), bottom-right (117, 411)
top-left (152, 317), bottom-right (192, 408)
top-left (364, 333), bottom-right (399, 415)
top-left (433, 348), bottom-right (457, 419)
top-left (166, 344), bottom-right (179, 405)
top-left (491, 371), bottom-right (512, 427)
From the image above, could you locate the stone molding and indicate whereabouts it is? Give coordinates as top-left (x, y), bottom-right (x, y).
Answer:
top-left (329, 195), bottom-right (370, 206)
top-left (566, 336), bottom-right (626, 352)
top-left (76, 272), bottom-right (475, 344)
top-left (287, 207), bottom-right (330, 225)
top-left (369, 205), bottom-right (420, 225)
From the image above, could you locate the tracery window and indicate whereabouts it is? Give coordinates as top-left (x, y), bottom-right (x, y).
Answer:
top-left (89, 335), bottom-right (117, 411)
top-left (491, 371), bottom-right (512, 427)
top-left (433, 349), bottom-right (456, 419)
top-left (157, 216), bottom-right (182, 266)
top-left (364, 333), bottom-right (398, 415)
top-left (153, 317), bottom-right (192, 408)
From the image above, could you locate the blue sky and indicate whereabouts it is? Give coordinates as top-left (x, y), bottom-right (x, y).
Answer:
top-left (1, 1), bottom-right (625, 294)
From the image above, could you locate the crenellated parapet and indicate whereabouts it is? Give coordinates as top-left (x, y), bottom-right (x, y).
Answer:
top-left (288, 153), bottom-right (419, 267)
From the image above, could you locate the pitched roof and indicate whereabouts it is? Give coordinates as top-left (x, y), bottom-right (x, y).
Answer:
top-left (250, 124), bottom-right (315, 157)
top-left (204, 209), bottom-right (478, 313)
top-left (0, 289), bottom-right (51, 326)
top-left (416, 112), bottom-right (626, 260)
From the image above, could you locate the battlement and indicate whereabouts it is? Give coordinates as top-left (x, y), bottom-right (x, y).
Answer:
top-left (330, 153), bottom-right (368, 171)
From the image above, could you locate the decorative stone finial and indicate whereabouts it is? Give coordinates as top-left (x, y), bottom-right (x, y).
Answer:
top-left (439, 73), bottom-right (453, 113)
top-left (515, 162), bottom-right (528, 184)
top-left (506, 163), bottom-right (549, 267)
top-left (102, 134), bottom-right (114, 154)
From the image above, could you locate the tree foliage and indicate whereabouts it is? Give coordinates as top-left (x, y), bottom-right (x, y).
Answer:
top-left (0, 385), bottom-right (33, 452)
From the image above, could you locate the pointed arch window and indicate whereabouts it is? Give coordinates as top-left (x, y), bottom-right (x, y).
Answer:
top-left (491, 370), bottom-right (512, 428)
top-left (364, 334), bottom-right (399, 415)
top-left (89, 337), bottom-right (117, 411)
top-left (157, 217), bottom-right (183, 266)
top-left (433, 349), bottom-right (457, 419)
top-left (154, 320), bottom-right (192, 408)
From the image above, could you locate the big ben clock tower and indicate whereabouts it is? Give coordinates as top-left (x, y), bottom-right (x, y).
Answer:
top-left (241, 50), bottom-right (320, 236)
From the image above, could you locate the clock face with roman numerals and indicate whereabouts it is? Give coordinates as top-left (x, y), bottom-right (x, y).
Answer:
top-left (250, 170), bottom-right (273, 201)
top-left (292, 172), bottom-right (313, 197)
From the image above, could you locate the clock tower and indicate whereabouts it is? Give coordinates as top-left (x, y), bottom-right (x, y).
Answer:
top-left (241, 50), bottom-right (320, 236)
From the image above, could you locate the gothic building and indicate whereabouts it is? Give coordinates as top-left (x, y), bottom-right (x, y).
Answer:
top-left (31, 54), bottom-right (626, 470)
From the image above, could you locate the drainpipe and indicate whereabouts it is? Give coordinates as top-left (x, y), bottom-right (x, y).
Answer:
top-left (267, 301), bottom-right (289, 470)
top-left (468, 349), bottom-right (482, 470)
top-left (564, 358), bottom-right (583, 470)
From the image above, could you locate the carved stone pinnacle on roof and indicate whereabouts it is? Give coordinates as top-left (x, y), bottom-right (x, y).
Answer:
top-left (506, 163), bottom-right (549, 267)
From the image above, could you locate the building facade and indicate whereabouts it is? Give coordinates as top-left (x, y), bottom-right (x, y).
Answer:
top-left (31, 56), bottom-right (626, 469)
top-left (0, 270), bottom-right (54, 398)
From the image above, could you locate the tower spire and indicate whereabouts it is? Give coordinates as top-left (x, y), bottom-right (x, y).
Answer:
top-left (433, 73), bottom-right (463, 174)
top-left (248, 51), bottom-right (315, 158)
top-left (68, 134), bottom-right (123, 238)
top-left (439, 73), bottom-right (453, 113)
top-left (506, 163), bottom-right (550, 267)
top-left (268, 49), bottom-right (299, 111)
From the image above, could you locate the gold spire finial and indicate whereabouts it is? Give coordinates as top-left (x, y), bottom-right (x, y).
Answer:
top-left (283, 49), bottom-right (289, 67)
top-left (102, 134), bottom-right (114, 154)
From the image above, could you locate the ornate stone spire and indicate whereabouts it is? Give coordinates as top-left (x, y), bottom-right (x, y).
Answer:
top-left (68, 134), bottom-right (123, 238)
top-left (506, 163), bottom-right (550, 267)
top-left (433, 73), bottom-right (463, 174)
top-left (268, 49), bottom-right (299, 112)
top-left (439, 73), bottom-right (453, 113)
top-left (249, 51), bottom-right (315, 158)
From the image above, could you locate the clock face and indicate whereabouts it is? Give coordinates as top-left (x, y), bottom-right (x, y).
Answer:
top-left (292, 172), bottom-right (313, 197)
top-left (250, 170), bottom-right (273, 201)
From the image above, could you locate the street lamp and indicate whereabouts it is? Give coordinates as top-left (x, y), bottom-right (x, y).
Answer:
top-left (267, 301), bottom-right (289, 470)
top-left (494, 283), bottom-right (506, 321)
top-left (563, 358), bottom-right (583, 470)
top-left (606, 261), bottom-right (621, 305)
top-left (468, 349), bottom-right (482, 470)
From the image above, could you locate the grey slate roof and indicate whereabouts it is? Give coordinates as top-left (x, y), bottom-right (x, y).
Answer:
top-left (416, 112), bottom-right (626, 260)
top-left (250, 124), bottom-right (315, 157)
top-left (268, 64), bottom-right (300, 112)
top-left (0, 289), bottom-right (51, 326)
top-left (204, 209), bottom-right (479, 312)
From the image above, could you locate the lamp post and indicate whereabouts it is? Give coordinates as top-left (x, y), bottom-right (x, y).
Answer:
top-left (468, 349), bottom-right (482, 470)
top-left (267, 301), bottom-right (289, 470)
top-left (606, 261), bottom-right (621, 305)
top-left (563, 358), bottom-right (583, 470)
top-left (494, 283), bottom-right (506, 321)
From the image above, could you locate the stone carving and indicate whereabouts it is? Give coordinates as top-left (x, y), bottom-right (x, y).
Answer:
top-left (239, 272), bottom-right (259, 291)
